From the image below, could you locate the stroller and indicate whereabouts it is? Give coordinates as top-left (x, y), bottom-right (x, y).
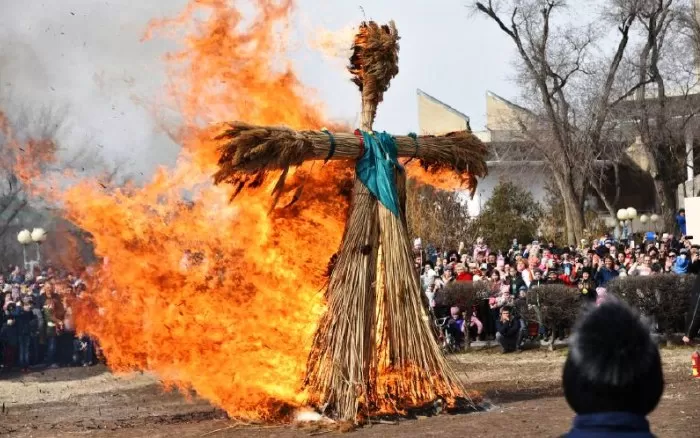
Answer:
top-left (434, 316), bottom-right (466, 354)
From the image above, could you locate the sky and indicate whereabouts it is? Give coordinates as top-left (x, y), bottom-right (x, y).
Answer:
top-left (0, 0), bottom-right (521, 176)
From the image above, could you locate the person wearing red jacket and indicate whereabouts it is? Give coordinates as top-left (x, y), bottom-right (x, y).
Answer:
top-left (454, 263), bottom-right (473, 282)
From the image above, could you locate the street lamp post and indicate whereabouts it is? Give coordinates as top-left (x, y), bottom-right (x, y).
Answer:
top-left (31, 228), bottom-right (47, 262)
top-left (650, 214), bottom-right (660, 234)
top-left (640, 214), bottom-right (649, 227)
top-left (17, 229), bottom-right (32, 270)
top-left (617, 209), bottom-right (629, 239)
top-left (626, 207), bottom-right (638, 237)
top-left (17, 227), bottom-right (47, 275)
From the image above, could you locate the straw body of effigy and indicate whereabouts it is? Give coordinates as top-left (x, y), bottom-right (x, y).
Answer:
top-left (214, 20), bottom-right (487, 423)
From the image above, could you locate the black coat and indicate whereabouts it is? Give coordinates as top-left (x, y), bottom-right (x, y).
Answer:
top-left (0, 321), bottom-right (18, 346)
top-left (14, 309), bottom-right (36, 338)
top-left (508, 276), bottom-right (526, 296)
top-left (496, 316), bottom-right (521, 339)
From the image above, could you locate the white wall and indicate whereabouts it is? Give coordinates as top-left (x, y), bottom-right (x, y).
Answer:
top-left (467, 163), bottom-right (549, 216)
top-left (685, 197), bottom-right (700, 244)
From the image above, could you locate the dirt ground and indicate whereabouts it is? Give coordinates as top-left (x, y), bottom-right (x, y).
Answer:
top-left (1, 347), bottom-right (699, 437)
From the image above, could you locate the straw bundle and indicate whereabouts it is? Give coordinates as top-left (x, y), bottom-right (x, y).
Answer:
top-left (214, 123), bottom-right (488, 200)
top-left (304, 182), bottom-right (380, 419)
top-left (349, 21), bottom-right (400, 127)
top-left (374, 201), bottom-right (466, 409)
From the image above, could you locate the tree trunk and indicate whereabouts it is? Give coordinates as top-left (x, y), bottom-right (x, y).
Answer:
top-left (590, 179), bottom-right (620, 236)
top-left (563, 198), bottom-right (575, 246)
top-left (554, 170), bottom-right (584, 246)
top-left (654, 177), bottom-right (678, 234)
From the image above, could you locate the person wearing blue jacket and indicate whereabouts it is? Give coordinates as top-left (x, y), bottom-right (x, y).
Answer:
top-left (563, 300), bottom-right (663, 437)
top-left (594, 256), bottom-right (619, 287)
top-left (672, 249), bottom-right (690, 274)
top-left (676, 208), bottom-right (687, 236)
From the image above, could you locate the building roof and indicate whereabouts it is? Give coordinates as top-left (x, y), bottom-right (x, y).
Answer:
top-left (486, 91), bottom-right (535, 117)
top-left (612, 92), bottom-right (700, 120)
top-left (416, 89), bottom-right (471, 123)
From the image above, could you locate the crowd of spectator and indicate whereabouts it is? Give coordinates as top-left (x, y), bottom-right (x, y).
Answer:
top-left (0, 265), bottom-right (96, 374)
top-left (417, 223), bottom-right (698, 353)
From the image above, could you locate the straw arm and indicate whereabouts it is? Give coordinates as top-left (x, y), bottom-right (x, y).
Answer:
top-left (215, 122), bottom-right (488, 178)
top-left (308, 131), bottom-right (484, 163)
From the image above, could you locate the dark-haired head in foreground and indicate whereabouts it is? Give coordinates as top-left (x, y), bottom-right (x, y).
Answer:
top-left (563, 299), bottom-right (663, 438)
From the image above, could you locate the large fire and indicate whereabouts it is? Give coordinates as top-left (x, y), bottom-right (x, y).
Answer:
top-left (62, 0), bottom-right (350, 420)
top-left (2, 0), bottom-right (475, 422)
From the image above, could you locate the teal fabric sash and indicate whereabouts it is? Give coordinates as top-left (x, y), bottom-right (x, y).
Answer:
top-left (355, 131), bottom-right (403, 217)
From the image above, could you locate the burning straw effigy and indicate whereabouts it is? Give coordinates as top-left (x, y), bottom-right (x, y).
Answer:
top-left (214, 21), bottom-right (488, 422)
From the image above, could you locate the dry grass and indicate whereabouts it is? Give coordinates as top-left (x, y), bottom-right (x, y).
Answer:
top-left (448, 346), bottom-right (695, 387)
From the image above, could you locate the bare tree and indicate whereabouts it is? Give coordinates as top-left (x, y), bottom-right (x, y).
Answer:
top-left (0, 105), bottom-right (61, 237)
top-left (473, 0), bottom-right (675, 244)
top-left (405, 179), bottom-right (476, 252)
top-left (616, 0), bottom-right (700, 231)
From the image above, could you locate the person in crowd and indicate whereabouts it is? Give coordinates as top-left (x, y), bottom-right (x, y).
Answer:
top-left (530, 269), bottom-right (545, 288)
top-left (563, 300), bottom-right (663, 437)
top-left (673, 249), bottom-right (690, 274)
top-left (577, 270), bottom-right (597, 304)
top-left (473, 237), bottom-right (489, 260)
top-left (43, 285), bottom-right (63, 368)
top-left (15, 298), bottom-right (37, 372)
top-left (594, 256), bottom-right (619, 287)
top-left (487, 270), bottom-right (503, 292)
top-left (454, 263), bottom-right (473, 282)
top-left (486, 253), bottom-right (497, 274)
top-left (421, 262), bottom-right (437, 293)
top-left (435, 268), bottom-right (454, 291)
top-left (507, 266), bottom-right (526, 296)
top-left (469, 263), bottom-right (483, 281)
top-left (8, 266), bottom-right (24, 285)
top-left (28, 296), bottom-right (43, 366)
top-left (74, 334), bottom-right (94, 367)
top-left (615, 252), bottom-right (627, 270)
top-left (445, 306), bottom-right (484, 347)
top-left (689, 247), bottom-right (700, 274)
top-left (661, 251), bottom-right (675, 274)
top-left (629, 254), bottom-right (653, 276)
top-left (676, 208), bottom-right (687, 236)
top-left (495, 305), bottom-right (525, 353)
top-left (465, 309), bottom-right (484, 342)
top-left (1, 302), bottom-right (19, 370)
top-left (445, 306), bottom-right (466, 348)
top-left (433, 257), bottom-right (444, 276)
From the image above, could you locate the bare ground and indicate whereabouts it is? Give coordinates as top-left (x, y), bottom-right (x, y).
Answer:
top-left (1, 347), bottom-right (699, 437)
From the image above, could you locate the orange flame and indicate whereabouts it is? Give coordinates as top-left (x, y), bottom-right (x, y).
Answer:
top-left (64, 0), bottom-right (352, 420)
top-left (405, 161), bottom-right (478, 195)
top-left (0, 110), bottom-right (58, 193)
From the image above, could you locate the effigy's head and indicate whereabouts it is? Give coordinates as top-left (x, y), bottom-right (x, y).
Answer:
top-left (348, 21), bottom-right (400, 109)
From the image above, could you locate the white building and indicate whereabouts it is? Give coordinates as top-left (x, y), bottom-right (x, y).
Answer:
top-left (417, 89), bottom-right (548, 216)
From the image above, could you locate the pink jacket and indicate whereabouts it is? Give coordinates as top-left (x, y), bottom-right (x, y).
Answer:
top-left (473, 244), bottom-right (489, 260)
